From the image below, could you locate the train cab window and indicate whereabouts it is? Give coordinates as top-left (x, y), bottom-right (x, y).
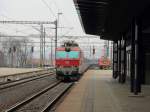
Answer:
top-left (56, 51), bottom-right (67, 59)
top-left (68, 51), bottom-right (79, 59)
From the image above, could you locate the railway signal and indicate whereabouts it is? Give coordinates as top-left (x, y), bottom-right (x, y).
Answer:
top-left (31, 46), bottom-right (34, 53)
top-left (8, 48), bottom-right (11, 53)
top-left (30, 46), bottom-right (34, 68)
top-left (93, 46), bottom-right (95, 55)
top-left (13, 46), bottom-right (16, 52)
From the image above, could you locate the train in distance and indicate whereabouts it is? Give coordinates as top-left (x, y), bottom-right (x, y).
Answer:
top-left (98, 56), bottom-right (111, 69)
top-left (55, 41), bottom-right (88, 81)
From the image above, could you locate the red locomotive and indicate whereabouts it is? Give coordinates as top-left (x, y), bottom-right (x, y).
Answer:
top-left (55, 41), bottom-right (86, 80)
top-left (98, 56), bottom-right (111, 69)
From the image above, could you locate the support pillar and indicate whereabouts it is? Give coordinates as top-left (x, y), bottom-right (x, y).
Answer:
top-left (40, 24), bottom-right (44, 67)
top-left (113, 41), bottom-right (118, 79)
top-left (55, 20), bottom-right (58, 67)
top-left (123, 37), bottom-right (127, 83)
top-left (131, 18), bottom-right (142, 94)
top-left (120, 36), bottom-right (127, 83)
top-left (118, 39), bottom-right (122, 83)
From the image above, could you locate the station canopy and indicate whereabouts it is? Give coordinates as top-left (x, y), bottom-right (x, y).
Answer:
top-left (74, 0), bottom-right (150, 41)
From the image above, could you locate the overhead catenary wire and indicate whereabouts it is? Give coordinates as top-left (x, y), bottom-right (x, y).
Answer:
top-left (41, 0), bottom-right (73, 36)
top-left (0, 2), bottom-right (106, 58)
top-left (44, 0), bottom-right (71, 25)
top-left (41, 0), bottom-right (57, 19)
top-left (52, 0), bottom-right (71, 26)
top-left (0, 14), bottom-right (42, 35)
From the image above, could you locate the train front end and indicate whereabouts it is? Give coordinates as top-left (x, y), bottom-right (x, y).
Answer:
top-left (55, 47), bottom-right (81, 80)
top-left (98, 56), bottom-right (111, 69)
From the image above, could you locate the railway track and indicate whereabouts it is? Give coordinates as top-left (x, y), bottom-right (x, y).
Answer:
top-left (0, 70), bottom-right (54, 90)
top-left (0, 69), bottom-right (55, 84)
top-left (0, 71), bottom-right (58, 112)
top-left (5, 82), bottom-right (73, 112)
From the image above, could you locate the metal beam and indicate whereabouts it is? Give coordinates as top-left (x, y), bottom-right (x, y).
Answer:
top-left (0, 20), bottom-right (55, 25)
top-left (0, 34), bottom-right (99, 39)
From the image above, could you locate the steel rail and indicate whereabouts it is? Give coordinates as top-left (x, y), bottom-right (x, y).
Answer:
top-left (5, 82), bottom-right (73, 112)
top-left (5, 81), bottom-right (61, 112)
top-left (0, 70), bottom-right (52, 85)
top-left (41, 83), bottom-right (74, 112)
top-left (0, 69), bottom-right (52, 79)
top-left (0, 72), bottom-right (55, 90)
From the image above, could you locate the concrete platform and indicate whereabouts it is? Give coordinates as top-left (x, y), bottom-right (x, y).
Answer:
top-left (55, 70), bottom-right (150, 112)
top-left (0, 68), bottom-right (46, 83)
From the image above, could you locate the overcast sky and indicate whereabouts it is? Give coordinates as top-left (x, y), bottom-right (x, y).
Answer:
top-left (0, 0), bottom-right (108, 59)
top-left (0, 0), bottom-right (84, 35)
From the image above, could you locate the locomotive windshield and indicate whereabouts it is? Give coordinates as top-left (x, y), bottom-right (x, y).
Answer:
top-left (68, 51), bottom-right (79, 58)
top-left (56, 51), bottom-right (79, 59)
top-left (56, 51), bottom-right (67, 59)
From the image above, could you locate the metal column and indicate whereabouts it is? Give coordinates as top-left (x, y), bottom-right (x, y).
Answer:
top-left (131, 18), bottom-right (142, 94)
top-left (43, 28), bottom-right (46, 66)
top-left (118, 39), bottom-right (122, 83)
top-left (40, 24), bottom-right (44, 67)
top-left (123, 37), bottom-right (127, 83)
top-left (55, 20), bottom-right (58, 67)
top-left (113, 41), bottom-right (119, 79)
top-left (120, 36), bottom-right (127, 83)
top-left (51, 36), bottom-right (53, 66)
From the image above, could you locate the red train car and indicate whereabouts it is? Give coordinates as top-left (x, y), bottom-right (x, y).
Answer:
top-left (55, 41), bottom-right (86, 80)
top-left (98, 56), bottom-right (111, 69)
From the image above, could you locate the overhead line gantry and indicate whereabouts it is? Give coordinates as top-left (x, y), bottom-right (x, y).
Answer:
top-left (0, 20), bottom-right (56, 67)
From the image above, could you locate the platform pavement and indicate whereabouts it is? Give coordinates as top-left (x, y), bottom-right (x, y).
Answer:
top-left (0, 68), bottom-right (43, 77)
top-left (55, 70), bottom-right (150, 112)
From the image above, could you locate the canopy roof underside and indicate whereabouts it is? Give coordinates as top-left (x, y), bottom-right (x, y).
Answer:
top-left (74, 0), bottom-right (150, 40)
